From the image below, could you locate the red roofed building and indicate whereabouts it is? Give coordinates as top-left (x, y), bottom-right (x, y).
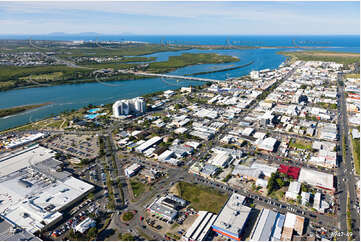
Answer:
top-left (278, 164), bottom-right (300, 180)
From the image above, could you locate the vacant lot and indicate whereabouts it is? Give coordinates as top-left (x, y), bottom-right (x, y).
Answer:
top-left (130, 178), bottom-right (148, 198)
top-left (172, 181), bottom-right (228, 213)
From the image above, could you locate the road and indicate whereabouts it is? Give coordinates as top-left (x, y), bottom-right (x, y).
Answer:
top-left (336, 73), bottom-right (360, 240)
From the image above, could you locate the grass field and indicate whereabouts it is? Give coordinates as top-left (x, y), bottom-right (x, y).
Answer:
top-left (130, 179), bottom-right (148, 198)
top-left (345, 73), bottom-right (360, 79)
top-left (278, 51), bottom-right (360, 65)
top-left (173, 181), bottom-right (228, 213)
top-left (289, 139), bottom-right (312, 150)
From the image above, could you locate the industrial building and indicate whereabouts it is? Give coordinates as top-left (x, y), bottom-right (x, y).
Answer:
top-left (250, 208), bottom-right (285, 241)
top-left (212, 193), bottom-right (251, 241)
top-left (135, 136), bottom-right (163, 153)
top-left (208, 151), bottom-right (232, 168)
top-left (183, 211), bottom-right (217, 241)
top-left (257, 137), bottom-right (278, 152)
top-left (298, 168), bottom-right (334, 192)
top-left (112, 97), bottom-right (146, 117)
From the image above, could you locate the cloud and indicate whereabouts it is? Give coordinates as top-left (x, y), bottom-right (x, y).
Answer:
top-left (0, 1), bottom-right (359, 35)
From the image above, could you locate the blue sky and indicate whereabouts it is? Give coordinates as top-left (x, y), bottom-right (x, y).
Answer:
top-left (0, 1), bottom-right (359, 35)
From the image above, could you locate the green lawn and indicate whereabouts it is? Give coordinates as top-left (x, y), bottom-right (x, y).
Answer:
top-left (130, 179), bottom-right (147, 198)
top-left (289, 139), bottom-right (312, 150)
top-left (122, 212), bottom-right (134, 222)
top-left (174, 181), bottom-right (228, 213)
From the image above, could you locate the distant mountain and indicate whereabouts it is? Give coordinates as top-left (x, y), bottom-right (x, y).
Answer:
top-left (47, 32), bottom-right (136, 36)
top-left (47, 32), bottom-right (100, 36)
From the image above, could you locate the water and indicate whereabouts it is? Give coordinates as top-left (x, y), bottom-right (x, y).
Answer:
top-left (0, 35), bottom-right (359, 131)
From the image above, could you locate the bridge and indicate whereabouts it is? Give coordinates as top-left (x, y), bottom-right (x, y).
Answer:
top-left (118, 70), bottom-right (221, 83)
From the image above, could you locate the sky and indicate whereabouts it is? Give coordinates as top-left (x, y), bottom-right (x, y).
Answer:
top-left (0, 1), bottom-right (359, 35)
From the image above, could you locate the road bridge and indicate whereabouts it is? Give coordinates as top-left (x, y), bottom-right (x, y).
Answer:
top-left (118, 70), bottom-right (221, 83)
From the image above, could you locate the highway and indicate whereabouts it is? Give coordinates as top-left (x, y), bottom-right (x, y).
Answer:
top-left (336, 73), bottom-right (360, 240)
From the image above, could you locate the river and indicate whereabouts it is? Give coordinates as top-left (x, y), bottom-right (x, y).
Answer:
top-left (0, 35), bottom-right (359, 131)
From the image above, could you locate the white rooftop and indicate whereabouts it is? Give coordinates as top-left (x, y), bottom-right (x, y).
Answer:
top-left (298, 168), bottom-right (333, 190)
top-left (0, 146), bottom-right (54, 177)
top-left (212, 193), bottom-right (251, 237)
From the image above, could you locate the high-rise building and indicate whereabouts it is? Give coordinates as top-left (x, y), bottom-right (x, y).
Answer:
top-left (112, 97), bottom-right (146, 117)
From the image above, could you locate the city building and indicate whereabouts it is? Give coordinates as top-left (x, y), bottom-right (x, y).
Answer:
top-left (285, 181), bottom-right (301, 200)
top-left (135, 136), bottom-right (163, 153)
top-left (250, 208), bottom-right (285, 241)
top-left (212, 194), bottom-right (251, 241)
top-left (257, 137), bottom-right (278, 152)
top-left (298, 168), bottom-right (334, 192)
top-left (124, 163), bottom-right (142, 177)
top-left (147, 195), bottom-right (186, 222)
top-left (281, 212), bottom-right (305, 241)
top-left (0, 146), bottom-right (94, 235)
top-left (74, 217), bottom-right (96, 233)
top-left (112, 97), bottom-right (146, 117)
top-left (183, 211), bottom-right (217, 241)
top-left (278, 165), bottom-right (300, 180)
top-left (0, 216), bottom-right (41, 241)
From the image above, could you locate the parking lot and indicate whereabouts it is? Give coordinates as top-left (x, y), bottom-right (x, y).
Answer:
top-left (46, 134), bottom-right (99, 159)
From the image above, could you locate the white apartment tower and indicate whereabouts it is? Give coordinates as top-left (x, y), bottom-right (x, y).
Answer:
top-left (113, 97), bottom-right (146, 117)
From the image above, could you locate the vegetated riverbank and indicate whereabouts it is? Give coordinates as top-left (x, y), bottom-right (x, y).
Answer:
top-left (278, 51), bottom-right (360, 65)
top-left (185, 60), bottom-right (254, 76)
top-left (0, 53), bottom-right (238, 92)
top-left (0, 102), bottom-right (52, 118)
top-left (145, 53), bottom-right (239, 73)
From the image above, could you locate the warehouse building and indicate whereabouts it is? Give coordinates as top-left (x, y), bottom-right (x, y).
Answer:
top-left (257, 137), bottom-right (278, 152)
top-left (208, 151), bottom-right (232, 168)
top-left (298, 168), bottom-right (334, 192)
top-left (183, 211), bottom-right (217, 241)
top-left (212, 194), bottom-right (251, 241)
top-left (135, 136), bottom-right (163, 153)
top-left (250, 208), bottom-right (285, 241)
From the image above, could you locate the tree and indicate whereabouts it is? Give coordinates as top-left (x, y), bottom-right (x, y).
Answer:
top-left (118, 233), bottom-right (134, 241)
top-left (87, 227), bottom-right (97, 239)
top-left (87, 192), bottom-right (95, 200)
